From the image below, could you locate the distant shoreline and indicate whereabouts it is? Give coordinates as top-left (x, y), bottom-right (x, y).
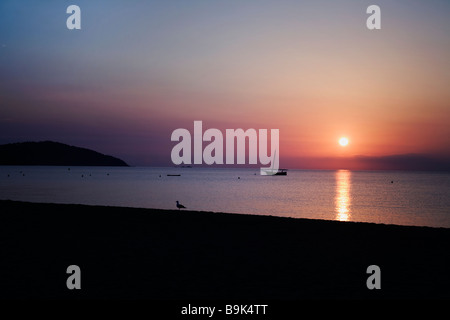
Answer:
top-left (0, 141), bottom-right (129, 166)
top-left (1, 200), bottom-right (449, 299)
top-left (2, 164), bottom-right (450, 173)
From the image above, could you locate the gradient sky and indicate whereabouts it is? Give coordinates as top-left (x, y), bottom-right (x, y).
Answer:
top-left (1, 0), bottom-right (449, 169)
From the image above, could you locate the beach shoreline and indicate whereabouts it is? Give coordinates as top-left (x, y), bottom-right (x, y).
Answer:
top-left (1, 200), bottom-right (449, 299)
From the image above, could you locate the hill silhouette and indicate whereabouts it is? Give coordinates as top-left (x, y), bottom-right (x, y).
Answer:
top-left (0, 141), bottom-right (128, 166)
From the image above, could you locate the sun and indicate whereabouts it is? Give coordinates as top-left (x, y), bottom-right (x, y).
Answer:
top-left (339, 137), bottom-right (349, 147)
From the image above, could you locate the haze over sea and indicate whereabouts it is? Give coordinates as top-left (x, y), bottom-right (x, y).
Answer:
top-left (1, 166), bottom-right (449, 228)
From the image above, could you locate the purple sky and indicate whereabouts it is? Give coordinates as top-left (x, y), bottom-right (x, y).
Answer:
top-left (1, 0), bottom-right (449, 169)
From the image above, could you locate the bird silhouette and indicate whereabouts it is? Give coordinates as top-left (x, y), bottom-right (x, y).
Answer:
top-left (176, 201), bottom-right (186, 210)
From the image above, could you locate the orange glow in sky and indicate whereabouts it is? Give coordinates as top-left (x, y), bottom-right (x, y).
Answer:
top-left (1, 1), bottom-right (449, 169)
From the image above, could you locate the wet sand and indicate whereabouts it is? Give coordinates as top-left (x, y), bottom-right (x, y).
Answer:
top-left (0, 200), bottom-right (449, 299)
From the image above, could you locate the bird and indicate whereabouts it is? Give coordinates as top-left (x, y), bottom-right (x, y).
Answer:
top-left (176, 201), bottom-right (186, 210)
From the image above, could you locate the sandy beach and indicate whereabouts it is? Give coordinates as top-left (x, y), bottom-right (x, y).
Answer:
top-left (0, 200), bottom-right (449, 299)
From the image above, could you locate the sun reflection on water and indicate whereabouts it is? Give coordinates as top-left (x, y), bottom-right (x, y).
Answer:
top-left (335, 170), bottom-right (351, 222)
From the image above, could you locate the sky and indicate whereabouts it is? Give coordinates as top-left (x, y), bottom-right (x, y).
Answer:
top-left (1, 0), bottom-right (449, 169)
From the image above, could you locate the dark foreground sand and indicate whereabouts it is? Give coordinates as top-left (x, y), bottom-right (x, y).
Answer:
top-left (0, 200), bottom-right (449, 299)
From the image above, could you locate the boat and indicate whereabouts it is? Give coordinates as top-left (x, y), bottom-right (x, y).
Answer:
top-left (274, 169), bottom-right (287, 175)
top-left (260, 168), bottom-right (287, 176)
top-left (167, 174), bottom-right (181, 176)
top-left (260, 149), bottom-right (287, 176)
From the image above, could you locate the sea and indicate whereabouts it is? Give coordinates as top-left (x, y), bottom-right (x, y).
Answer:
top-left (1, 166), bottom-right (449, 228)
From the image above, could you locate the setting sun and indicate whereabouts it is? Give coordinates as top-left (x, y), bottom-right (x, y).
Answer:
top-left (339, 137), bottom-right (349, 147)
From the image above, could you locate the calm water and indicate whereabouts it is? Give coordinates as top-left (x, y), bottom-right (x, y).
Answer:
top-left (1, 166), bottom-right (449, 228)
